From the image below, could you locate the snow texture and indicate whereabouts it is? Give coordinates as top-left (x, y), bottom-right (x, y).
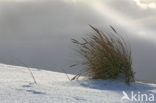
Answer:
top-left (0, 63), bottom-right (156, 103)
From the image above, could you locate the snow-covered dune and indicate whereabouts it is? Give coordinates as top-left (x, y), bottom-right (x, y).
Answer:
top-left (0, 63), bottom-right (156, 103)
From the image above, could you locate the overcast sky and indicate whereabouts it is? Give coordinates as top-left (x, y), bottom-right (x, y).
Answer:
top-left (0, 0), bottom-right (156, 40)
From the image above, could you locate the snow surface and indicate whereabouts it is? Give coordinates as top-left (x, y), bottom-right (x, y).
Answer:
top-left (0, 63), bottom-right (156, 103)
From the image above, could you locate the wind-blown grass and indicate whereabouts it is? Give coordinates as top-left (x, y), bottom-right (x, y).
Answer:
top-left (72, 25), bottom-right (135, 84)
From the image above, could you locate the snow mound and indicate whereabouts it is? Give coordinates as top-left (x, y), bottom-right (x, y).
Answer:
top-left (0, 63), bottom-right (155, 103)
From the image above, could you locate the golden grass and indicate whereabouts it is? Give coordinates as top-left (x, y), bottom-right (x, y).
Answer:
top-left (72, 25), bottom-right (135, 84)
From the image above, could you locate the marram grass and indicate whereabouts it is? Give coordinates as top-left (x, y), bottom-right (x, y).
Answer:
top-left (72, 25), bottom-right (135, 84)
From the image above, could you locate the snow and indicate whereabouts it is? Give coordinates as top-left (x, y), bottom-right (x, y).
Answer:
top-left (0, 63), bottom-right (156, 103)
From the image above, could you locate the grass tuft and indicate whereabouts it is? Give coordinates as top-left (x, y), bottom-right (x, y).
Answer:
top-left (72, 25), bottom-right (135, 84)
